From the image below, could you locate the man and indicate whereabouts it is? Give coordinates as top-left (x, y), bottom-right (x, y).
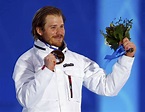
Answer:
top-left (13, 6), bottom-right (136, 112)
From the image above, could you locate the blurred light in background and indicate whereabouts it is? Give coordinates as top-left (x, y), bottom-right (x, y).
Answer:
top-left (96, 0), bottom-right (139, 112)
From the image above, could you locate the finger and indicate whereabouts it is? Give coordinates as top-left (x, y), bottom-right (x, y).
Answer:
top-left (123, 37), bottom-right (129, 44)
top-left (52, 59), bottom-right (56, 65)
top-left (44, 54), bottom-right (56, 64)
top-left (123, 41), bottom-right (130, 49)
top-left (124, 42), bottom-right (134, 51)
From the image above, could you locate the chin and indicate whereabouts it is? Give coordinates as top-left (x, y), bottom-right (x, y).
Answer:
top-left (54, 42), bottom-right (63, 47)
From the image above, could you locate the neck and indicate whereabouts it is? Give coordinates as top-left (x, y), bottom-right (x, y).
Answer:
top-left (38, 37), bottom-right (66, 51)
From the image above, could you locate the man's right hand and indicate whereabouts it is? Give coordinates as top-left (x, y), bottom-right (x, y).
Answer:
top-left (44, 53), bottom-right (56, 71)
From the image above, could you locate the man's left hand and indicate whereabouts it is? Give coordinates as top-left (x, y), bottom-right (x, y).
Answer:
top-left (122, 37), bottom-right (136, 57)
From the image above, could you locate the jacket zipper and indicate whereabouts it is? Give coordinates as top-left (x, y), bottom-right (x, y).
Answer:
top-left (68, 75), bottom-right (73, 98)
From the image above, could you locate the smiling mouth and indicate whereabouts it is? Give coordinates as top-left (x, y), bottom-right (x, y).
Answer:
top-left (54, 35), bottom-right (64, 41)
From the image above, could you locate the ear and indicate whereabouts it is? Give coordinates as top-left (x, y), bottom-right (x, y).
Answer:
top-left (36, 27), bottom-right (43, 36)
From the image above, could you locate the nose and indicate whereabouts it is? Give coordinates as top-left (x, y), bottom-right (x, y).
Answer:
top-left (56, 27), bottom-right (64, 35)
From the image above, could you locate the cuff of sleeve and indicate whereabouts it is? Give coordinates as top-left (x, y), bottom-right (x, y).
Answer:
top-left (118, 55), bottom-right (135, 68)
top-left (41, 65), bottom-right (54, 72)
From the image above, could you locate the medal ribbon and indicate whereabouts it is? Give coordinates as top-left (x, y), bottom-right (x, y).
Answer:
top-left (103, 45), bottom-right (126, 69)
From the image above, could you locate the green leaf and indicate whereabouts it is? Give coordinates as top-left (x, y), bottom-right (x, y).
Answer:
top-left (100, 18), bottom-right (133, 51)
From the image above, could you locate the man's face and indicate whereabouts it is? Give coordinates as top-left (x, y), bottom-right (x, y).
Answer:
top-left (37, 15), bottom-right (65, 47)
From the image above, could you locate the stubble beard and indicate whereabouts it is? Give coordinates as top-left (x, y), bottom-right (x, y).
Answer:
top-left (50, 35), bottom-right (64, 47)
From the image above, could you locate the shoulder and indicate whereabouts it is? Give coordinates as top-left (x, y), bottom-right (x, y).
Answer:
top-left (66, 49), bottom-right (86, 59)
top-left (66, 49), bottom-right (93, 64)
top-left (19, 48), bottom-right (34, 59)
top-left (15, 47), bottom-right (35, 65)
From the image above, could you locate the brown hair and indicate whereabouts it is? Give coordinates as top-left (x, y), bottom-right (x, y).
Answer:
top-left (31, 6), bottom-right (66, 40)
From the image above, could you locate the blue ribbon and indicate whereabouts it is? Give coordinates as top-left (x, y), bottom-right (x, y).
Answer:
top-left (103, 45), bottom-right (126, 69)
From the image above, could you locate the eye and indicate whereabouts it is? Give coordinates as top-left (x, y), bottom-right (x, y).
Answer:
top-left (51, 26), bottom-right (56, 29)
top-left (60, 25), bottom-right (64, 29)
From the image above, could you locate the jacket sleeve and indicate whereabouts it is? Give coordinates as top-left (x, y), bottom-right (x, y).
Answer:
top-left (83, 55), bottom-right (134, 96)
top-left (12, 54), bottom-right (54, 108)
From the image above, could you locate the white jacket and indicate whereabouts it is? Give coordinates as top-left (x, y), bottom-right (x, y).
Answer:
top-left (13, 40), bottom-right (134, 112)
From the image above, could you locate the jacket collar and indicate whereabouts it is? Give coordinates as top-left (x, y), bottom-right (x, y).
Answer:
top-left (34, 39), bottom-right (68, 53)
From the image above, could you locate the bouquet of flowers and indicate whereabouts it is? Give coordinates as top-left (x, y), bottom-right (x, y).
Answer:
top-left (100, 17), bottom-right (133, 51)
top-left (100, 17), bottom-right (133, 67)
